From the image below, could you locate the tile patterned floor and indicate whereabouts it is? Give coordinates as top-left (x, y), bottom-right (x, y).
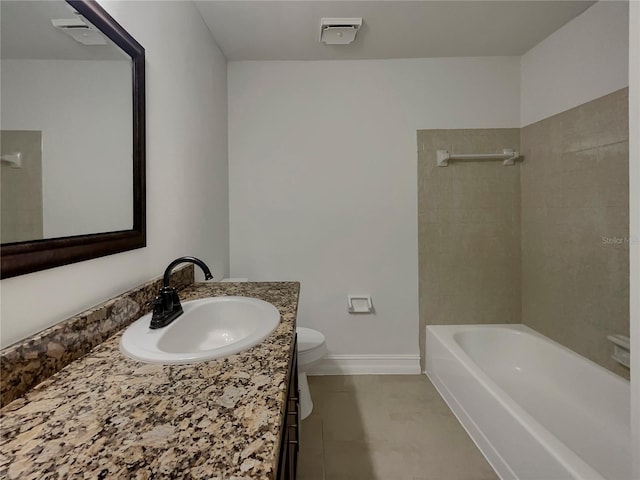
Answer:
top-left (297, 375), bottom-right (498, 480)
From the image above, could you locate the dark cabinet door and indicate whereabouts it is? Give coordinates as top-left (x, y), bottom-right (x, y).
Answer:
top-left (277, 339), bottom-right (299, 480)
top-left (287, 361), bottom-right (300, 479)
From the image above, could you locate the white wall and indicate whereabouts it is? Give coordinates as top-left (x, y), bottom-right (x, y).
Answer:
top-left (520, 0), bottom-right (629, 126)
top-left (628, 1), bottom-right (639, 476)
top-left (2, 59), bottom-right (132, 238)
top-left (0, 0), bottom-right (229, 348)
top-left (228, 58), bottom-right (520, 368)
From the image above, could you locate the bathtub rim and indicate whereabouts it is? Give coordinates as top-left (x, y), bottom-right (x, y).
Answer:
top-left (426, 323), bottom-right (629, 480)
top-left (436, 323), bottom-right (629, 387)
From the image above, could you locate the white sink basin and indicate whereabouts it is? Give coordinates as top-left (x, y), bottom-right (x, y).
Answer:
top-left (120, 296), bottom-right (280, 364)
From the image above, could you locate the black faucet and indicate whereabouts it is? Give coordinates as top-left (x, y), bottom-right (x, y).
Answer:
top-left (149, 256), bottom-right (214, 329)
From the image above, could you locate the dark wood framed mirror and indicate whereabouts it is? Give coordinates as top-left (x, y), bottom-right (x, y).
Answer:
top-left (0, 0), bottom-right (145, 279)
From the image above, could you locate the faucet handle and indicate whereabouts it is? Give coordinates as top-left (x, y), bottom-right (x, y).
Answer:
top-left (144, 297), bottom-right (160, 308)
top-left (144, 296), bottom-right (163, 314)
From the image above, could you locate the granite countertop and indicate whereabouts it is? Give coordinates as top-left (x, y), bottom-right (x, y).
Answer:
top-left (0, 282), bottom-right (300, 480)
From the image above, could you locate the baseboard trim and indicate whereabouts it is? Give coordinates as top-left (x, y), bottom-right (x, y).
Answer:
top-left (307, 355), bottom-right (421, 375)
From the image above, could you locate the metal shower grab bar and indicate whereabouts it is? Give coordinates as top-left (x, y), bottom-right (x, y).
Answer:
top-left (436, 149), bottom-right (520, 167)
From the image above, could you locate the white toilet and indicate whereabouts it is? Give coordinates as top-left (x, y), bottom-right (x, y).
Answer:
top-left (296, 327), bottom-right (326, 420)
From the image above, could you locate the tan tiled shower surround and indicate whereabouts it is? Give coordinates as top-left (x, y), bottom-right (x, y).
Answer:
top-left (418, 128), bottom-right (521, 372)
top-left (418, 88), bottom-right (629, 378)
top-left (520, 88), bottom-right (629, 378)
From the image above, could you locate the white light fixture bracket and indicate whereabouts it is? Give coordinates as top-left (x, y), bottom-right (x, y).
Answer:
top-left (320, 18), bottom-right (362, 45)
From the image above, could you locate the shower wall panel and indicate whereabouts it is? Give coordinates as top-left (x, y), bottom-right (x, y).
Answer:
top-left (417, 128), bottom-right (521, 371)
top-left (520, 88), bottom-right (629, 378)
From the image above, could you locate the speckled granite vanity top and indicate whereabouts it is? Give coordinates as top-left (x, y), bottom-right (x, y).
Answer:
top-left (0, 282), bottom-right (299, 480)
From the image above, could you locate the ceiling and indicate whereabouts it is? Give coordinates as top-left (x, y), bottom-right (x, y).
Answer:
top-left (1, 0), bottom-right (128, 61)
top-left (195, 1), bottom-right (596, 61)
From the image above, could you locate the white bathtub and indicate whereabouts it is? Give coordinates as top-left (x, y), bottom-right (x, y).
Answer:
top-left (426, 324), bottom-right (631, 480)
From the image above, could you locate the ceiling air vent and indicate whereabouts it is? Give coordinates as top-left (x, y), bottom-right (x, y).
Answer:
top-left (319, 18), bottom-right (362, 45)
top-left (51, 17), bottom-right (107, 46)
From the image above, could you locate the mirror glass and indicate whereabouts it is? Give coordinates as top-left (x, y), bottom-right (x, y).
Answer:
top-left (1, 0), bottom-right (133, 244)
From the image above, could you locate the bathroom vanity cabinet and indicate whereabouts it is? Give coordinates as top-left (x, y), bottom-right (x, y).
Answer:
top-left (0, 281), bottom-right (300, 479)
top-left (278, 340), bottom-right (300, 480)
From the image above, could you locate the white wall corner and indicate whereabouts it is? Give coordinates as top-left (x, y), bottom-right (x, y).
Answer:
top-left (520, 0), bottom-right (629, 126)
top-left (628, 1), bottom-right (639, 477)
top-left (307, 355), bottom-right (421, 376)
